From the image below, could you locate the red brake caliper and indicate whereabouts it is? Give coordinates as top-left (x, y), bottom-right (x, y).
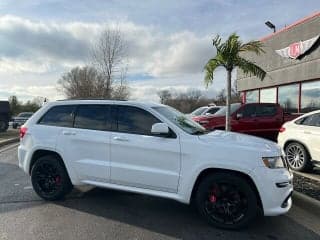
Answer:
top-left (55, 176), bottom-right (61, 185)
top-left (209, 186), bottom-right (218, 203)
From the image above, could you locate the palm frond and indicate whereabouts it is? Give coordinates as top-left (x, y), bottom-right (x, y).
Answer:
top-left (240, 41), bottom-right (265, 55)
top-left (236, 57), bottom-right (266, 80)
top-left (204, 58), bottom-right (222, 87)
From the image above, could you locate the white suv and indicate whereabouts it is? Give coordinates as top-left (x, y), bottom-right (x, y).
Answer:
top-left (18, 100), bottom-right (292, 229)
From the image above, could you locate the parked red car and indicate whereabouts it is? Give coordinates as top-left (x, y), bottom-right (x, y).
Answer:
top-left (192, 103), bottom-right (300, 141)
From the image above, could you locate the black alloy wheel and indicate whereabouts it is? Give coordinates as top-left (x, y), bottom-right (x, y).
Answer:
top-left (31, 155), bottom-right (73, 201)
top-left (195, 173), bottom-right (258, 229)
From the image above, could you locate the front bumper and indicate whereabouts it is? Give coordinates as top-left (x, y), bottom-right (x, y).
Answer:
top-left (251, 167), bottom-right (293, 216)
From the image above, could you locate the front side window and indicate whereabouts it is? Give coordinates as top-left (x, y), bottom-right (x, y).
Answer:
top-left (38, 105), bottom-right (76, 127)
top-left (117, 106), bottom-right (160, 135)
top-left (256, 104), bottom-right (277, 117)
top-left (239, 105), bottom-right (257, 117)
top-left (74, 105), bottom-right (111, 131)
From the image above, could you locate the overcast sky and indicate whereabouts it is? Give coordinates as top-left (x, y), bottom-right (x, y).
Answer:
top-left (0, 0), bottom-right (319, 102)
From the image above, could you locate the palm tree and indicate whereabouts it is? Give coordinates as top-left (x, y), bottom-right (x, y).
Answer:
top-left (204, 33), bottom-right (266, 131)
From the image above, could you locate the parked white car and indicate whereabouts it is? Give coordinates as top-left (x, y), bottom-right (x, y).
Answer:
top-left (278, 110), bottom-right (320, 172)
top-left (18, 100), bottom-right (292, 229)
top-left (190, 105), bottom-right (222, 116)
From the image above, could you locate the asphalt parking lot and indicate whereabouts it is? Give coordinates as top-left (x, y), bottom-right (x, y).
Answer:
top-left (0, 143), bottom-right (319, 240)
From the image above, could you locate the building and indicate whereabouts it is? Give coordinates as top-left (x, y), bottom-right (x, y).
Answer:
top-left (237, 12), bottom-right (320, 113)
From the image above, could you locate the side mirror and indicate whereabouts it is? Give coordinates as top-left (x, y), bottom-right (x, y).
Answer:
top-left (204, 112), bottom-right (211, 116)
top-left (151, 123), bottom-right (169, 135)
top-left (236, 113), bottom-right (243, 119)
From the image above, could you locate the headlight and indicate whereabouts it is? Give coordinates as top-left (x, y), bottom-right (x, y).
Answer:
top-left (262, 156), bottom-right (285, 169)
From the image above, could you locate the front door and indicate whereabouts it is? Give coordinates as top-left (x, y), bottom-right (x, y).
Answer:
top-left (110, 105), bottom-right (181, 193)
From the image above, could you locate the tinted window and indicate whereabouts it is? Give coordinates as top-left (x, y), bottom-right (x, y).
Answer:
top-left (74, 105), bottom-right (111, 131)
top-left (117, 106), bottom-right (160, 135)
top-left (39, 105), bottom-right (75, 127)
top-left (256, 105), bottom-right (277, 117)
top-left (300, 113), bottom-right (320, 127)
top-left (239, 105), bottom-right (257, 117)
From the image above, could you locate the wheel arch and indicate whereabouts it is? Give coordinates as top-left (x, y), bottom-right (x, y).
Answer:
top-left (190, 168), bottom-right (263, 209)
top-left (29, 149), bottom-right (66, 175)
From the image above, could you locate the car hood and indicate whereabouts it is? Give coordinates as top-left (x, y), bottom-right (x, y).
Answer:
top-left (198, 130), bottom-right (281, 156)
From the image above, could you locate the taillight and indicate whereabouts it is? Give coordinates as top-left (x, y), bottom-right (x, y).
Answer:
top-left (279, 127), bottom-right (286, 133)
top-left (20, 127), bottom-right (28, 139)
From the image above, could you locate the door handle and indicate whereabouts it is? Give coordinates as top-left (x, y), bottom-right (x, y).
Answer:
top-left (304, 131), bottom-right (311, 134)
top-left (113, 136), bottom-right (129, 142)
top-left (62, 131), bottom-right (76, 136)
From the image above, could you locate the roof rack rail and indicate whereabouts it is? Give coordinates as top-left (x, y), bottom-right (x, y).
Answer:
top-left (57, 98), bottom-right (128, 101)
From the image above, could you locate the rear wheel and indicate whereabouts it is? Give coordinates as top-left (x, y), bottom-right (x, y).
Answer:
top-left (0, 120), bottom-right (8, 132)
top-left (31, 155), bottom-right (73, 201)
top-left (285, 142), bottom-right (313, 172)
top-left (195, 173), bottom-right (258, 229)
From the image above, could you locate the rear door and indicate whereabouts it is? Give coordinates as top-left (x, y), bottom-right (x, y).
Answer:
top-left (110, 105), bottom-right (181, 193)
top-left (299, 113), bottom-right (320, 160)
top-left (56, 104), bottom-right (112, 183)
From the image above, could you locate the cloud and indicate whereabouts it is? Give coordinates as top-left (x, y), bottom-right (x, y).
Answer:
top-left (0, 15), bottom-right (220, 101)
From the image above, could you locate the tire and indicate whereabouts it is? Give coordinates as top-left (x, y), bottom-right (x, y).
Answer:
top-left (285, 142), bottom-right (313, 172)
top-left (195, 173), bottom-right (258, 230)
top-left (31, 155), bottom-right (73, 201)
top-left (0, 120), bottom-right (8, 132)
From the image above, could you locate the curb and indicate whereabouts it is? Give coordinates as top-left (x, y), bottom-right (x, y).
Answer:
top-left (292, 191), bottom-right (320, 216)
top-left (0, 137), bottom-right (20, 148)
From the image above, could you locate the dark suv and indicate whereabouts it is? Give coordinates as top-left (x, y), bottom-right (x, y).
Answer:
top-left (0, 101), bottom-right (10, 132)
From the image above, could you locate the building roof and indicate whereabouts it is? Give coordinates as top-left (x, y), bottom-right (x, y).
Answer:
top-left (260, 11), bottom-right (320, 42)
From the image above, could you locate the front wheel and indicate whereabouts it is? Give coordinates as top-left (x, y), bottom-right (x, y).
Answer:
top-left (195, 173), bottom-right (258, 229)
top-left (31, 155), bottom-right (73, 201)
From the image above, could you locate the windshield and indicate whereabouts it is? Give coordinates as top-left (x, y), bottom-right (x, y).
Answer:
top-left (214, 103), bottom-right (241, 116)
top-left (191, 107), bottom-right (208, 116)
top-left (153, 106), bottom-right (206, 135)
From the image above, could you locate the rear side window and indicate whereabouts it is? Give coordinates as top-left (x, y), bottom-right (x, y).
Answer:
top-left (117, 106), bottom-right (160, 135)
top-left (38, 105), bottom-right (75, 127)
top-left (256, 105), bottom-right (277, 117)
top-left (74, 105), bottom-right (111, 131)
top-left (298, 113), bottom-right (320, 127)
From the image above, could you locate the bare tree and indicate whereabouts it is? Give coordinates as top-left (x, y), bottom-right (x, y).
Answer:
top-left (58, 66), bottom-right (107, 99)
top-left (157, 90), bottom-right (172, 104)
top-left (91, 28), bottom-right (129, 99)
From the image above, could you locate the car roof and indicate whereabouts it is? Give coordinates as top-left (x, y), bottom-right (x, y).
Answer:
top-left (295, 109), bottom-right (320, 119)
top-left (51, 99), bottom-right (164, 108)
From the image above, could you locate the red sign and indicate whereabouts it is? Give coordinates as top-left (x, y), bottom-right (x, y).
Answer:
top-left (289, 42), bottom-right (301, 59)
